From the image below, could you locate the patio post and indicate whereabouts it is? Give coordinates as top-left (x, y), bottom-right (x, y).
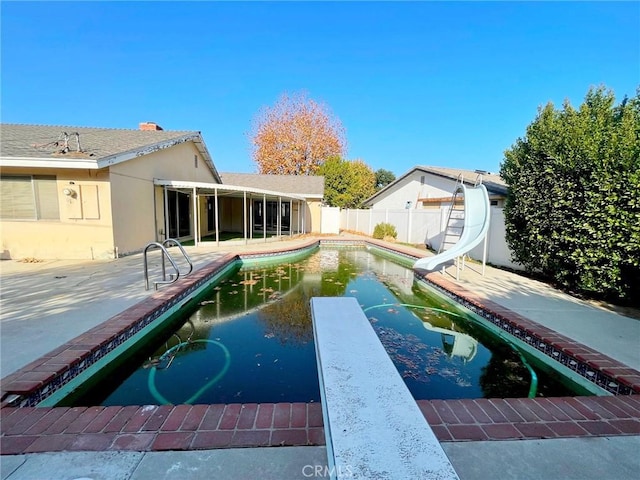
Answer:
top-left (249, 194), bottom-right (253, 240)
top-left (163, 186), bottom-right (169, 241)
top-left (214, 188), bottom-right (219, 247)
top-left (278, 196), bottom-right (282, 238)
top-left (244, 190), bottom-right (248, 245)
top-left (192, 187), bottom-right (198, 247)
top-left (263, 194), bottom-right (266, 242)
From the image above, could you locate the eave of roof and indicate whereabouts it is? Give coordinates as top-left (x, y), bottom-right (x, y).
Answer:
top-left (154, 179), bottom-right (308, 201)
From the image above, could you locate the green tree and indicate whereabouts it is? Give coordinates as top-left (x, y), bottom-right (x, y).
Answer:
top-left (375, 168), bottom-right (396, 190)
top-left (500, 86), bottom-right (640, 302)
top-left (319, 157), bottom-right (376, 209)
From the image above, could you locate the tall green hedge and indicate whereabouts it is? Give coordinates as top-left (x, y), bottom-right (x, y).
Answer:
top-left (500, 86), bottom-right (640, 303)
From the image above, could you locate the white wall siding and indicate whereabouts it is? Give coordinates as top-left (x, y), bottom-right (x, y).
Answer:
top-left (320, 206), bottom-right (341, 234)
top-left (373, 172), bottom-right (456, 210)
top-left (468, 207), bottom-right (521, 270)
top-left (370, 172), bottom-right (461, 210)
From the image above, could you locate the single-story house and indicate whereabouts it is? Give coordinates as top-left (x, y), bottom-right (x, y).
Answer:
top-left (0, 123), bottom-right (323, 260)
top-left (363, 166), bottom-right (508, 210)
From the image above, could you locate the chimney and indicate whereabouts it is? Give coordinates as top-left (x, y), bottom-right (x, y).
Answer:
top-left (139, 122), bottom-right (163, 131)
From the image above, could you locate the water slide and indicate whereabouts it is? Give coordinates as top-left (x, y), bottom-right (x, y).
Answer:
top-left (414, 183), bottom-right (490, 271)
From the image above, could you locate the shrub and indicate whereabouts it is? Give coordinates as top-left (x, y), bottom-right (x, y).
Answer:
top-left (372, 222), bottom-right (397, 240)
top-left (500, 86), bottom-right (640, 303)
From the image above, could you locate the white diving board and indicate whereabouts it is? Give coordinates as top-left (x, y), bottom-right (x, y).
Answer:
top-left (311, 297), bottom-right (459, 480)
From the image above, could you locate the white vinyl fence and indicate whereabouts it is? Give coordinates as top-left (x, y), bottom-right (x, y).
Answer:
top-left (338, 206), bottom-right (521, 270)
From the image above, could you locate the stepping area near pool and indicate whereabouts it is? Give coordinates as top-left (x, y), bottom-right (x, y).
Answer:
top-left (1, 235), bottom-right (639, 479)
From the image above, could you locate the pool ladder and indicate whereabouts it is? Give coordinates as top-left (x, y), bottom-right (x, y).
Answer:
top-left (143, 238), bottom-right (193, 290)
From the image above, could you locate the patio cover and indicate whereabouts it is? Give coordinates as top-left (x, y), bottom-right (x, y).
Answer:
top-left (153, 179), bottom-right (308, 246)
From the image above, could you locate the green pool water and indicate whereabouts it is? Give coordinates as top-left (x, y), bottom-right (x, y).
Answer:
top-left (67, 247), bottom-right (579, 406)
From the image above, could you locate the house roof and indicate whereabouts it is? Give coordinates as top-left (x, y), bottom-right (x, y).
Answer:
top-left (0, 123), bottom-right (220, 181)
top-left (220, 172), bottom-right (325, 198)
top-left (424, 166), bottom-right (507, 194)
top-left (364, 165), bottom-right (508, 205)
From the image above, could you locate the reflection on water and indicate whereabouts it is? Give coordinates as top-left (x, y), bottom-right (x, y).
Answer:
top-left (75, 248), bottom-right (575, 407)
top-left (423, 321), bottom-right (478, 363)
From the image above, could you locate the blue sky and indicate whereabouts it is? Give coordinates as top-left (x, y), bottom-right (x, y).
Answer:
top-left (1, 1), bottom-right (638, 176)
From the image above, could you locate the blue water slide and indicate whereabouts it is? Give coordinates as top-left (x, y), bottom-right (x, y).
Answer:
top-left (414, 183), bottom-right (490, 271)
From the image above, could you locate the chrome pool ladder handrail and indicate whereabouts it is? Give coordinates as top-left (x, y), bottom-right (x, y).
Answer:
top-left (143, 242), bottom-right (181, 290)
top-left (143, 239), bottom-right (194, 291)
top-left (162, 238), bottom-right (193, 278)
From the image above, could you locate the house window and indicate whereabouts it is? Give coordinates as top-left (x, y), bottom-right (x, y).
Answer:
top-left (420, 175), bottom-right (426, 185)
top-left (0, 175), bottom-right (60, 220)
top-left (194, 155), bottom-right (199, 168)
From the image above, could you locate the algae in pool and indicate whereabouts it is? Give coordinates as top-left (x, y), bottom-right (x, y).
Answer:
top-left (72, 248), bottom-right (576, 406)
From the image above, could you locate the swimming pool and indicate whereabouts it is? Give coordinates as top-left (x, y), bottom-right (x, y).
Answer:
top-left (59, 246), bottom-right (583, 407)
top-left (3, 238), bottom-right (638, 456)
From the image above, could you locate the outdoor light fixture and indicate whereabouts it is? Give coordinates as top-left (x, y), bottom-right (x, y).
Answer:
top-left (63, 188), bottom-right (76, 198)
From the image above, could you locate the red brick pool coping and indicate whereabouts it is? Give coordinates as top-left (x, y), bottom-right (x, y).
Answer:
top-left (1, 238), bottom-right (639, 454)
top-left (2, 396), bottom-right (639, 454)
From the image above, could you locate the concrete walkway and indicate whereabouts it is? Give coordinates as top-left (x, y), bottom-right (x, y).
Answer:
top-left (1, 236), bottom-right (639, 479)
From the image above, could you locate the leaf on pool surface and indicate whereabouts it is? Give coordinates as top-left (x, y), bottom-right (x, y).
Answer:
top-left (264, 332), bottom-right (275, 339)
top-left (240, 279), bottom-right (259, 285)
top-left (199, 300), bottom-right (215, 305)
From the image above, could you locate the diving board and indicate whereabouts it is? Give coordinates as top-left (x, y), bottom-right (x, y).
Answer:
top-left (414, 183), bottom-right (490, 273)
top-left (311, 297), bottom-right (459, 480)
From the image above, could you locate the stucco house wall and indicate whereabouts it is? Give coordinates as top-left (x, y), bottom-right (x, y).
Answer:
top-left (1, 167), bottom-right (116, 259)
top-left (110, 141), bottom-right (218, 255)
top-left (307, 199), bottom-right (322, 233)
